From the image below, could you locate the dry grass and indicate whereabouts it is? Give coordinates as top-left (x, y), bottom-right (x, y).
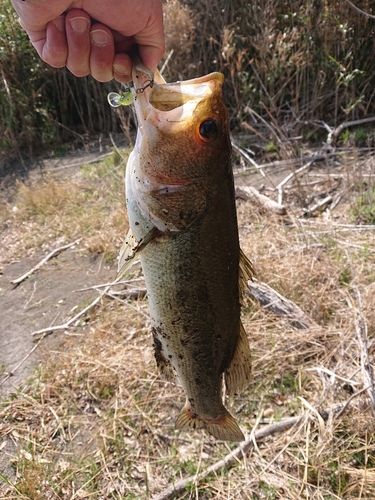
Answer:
top-left (0, 150), bottom-right (129, 267)
top-left (1, 148), bottom-right (375, 499)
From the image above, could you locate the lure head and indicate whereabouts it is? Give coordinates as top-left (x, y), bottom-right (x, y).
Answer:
top-left (107, 89), bottom-right (134, 107)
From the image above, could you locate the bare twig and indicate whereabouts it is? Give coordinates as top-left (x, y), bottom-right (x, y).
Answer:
top-left (30, 286), bottom-right (109, 338)
top-left (326, 116), bottom-right (375, 148)
top-left (0, 334), bottom-right (48, 387)
top-left (30, 280), bottom-right (147, 339)
top-left (276, 161), bottom-right (314, 205)
top-left (43, 153), bottom-right (113, 172)
top-left (106, 288), bottom-right (147, 300)
top-left (303, 195), bottom-right (333, 216)
top-left (74, 277), bottom-right (144, 292)
top-left (152, 417), bottom-right (300, 500)
top-left (160, 49), bottom-right (174, 76)
top-left (11, 240), bottom-right (80, 286)
top-left (335, 385), bottom-right (372, 418)
top-left (231, 141), bottom-right (272, 185)
top-left (246, 281), bottom-right (317, 329)
top-left (109, 132), bottom-right (126, 160)
top-left (235, 186), bottom-right (287, 215)
top-left (305, 366), bottom-right (360, 386)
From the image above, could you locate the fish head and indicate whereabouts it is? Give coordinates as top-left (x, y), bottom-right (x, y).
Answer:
top-left (129, 63), bottom-right (232, 232)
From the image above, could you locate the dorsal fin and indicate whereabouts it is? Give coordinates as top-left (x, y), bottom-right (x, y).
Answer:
top-left (239, 248), bottom-right (255, 300)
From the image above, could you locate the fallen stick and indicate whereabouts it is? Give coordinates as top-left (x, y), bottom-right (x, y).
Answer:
top-left (152, 418), bottom-right (300, 500)
top-left (276, 161), bottom-right (314, 206)
top-left (303, 195), bottom-right (333, 216)
top-left (231, 141), bottom-right (275, 187)
top-left (31, 287), bottom-right (108, 338)
top-left (152, 401), bottom-right (354, 500)
top-left (326, 116), bottom-right (375, 148)
top-left (30, 279), bottom-right (148, 339)
top-left (106, 288), bottom-right (147, 300)
top-left (235, 186), bottom-right (287, 215)
top-left (11, 240), bottom-right (80, 286)
top-left (246, 281), bottom-right (317, 329)
top-left (0, 333), bottom-right (47, 387)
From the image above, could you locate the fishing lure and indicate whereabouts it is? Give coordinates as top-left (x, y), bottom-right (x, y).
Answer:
top-left (107, 88), bottom-right (134, 108)
top-left (107, 76), bottom-right (154, 108)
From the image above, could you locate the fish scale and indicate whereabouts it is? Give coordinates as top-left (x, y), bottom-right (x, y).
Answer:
top-left (118, 58), bottom-right (254, 441)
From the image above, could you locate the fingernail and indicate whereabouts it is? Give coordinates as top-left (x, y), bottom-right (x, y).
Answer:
top-left (113, 64), bottom-right (129, 76)
top-left (53, 16), bottom-right (65, 33)
top-left (90, 29), bottom-right (110, 47)
top-left (69, 16), bottom-right (89, 34)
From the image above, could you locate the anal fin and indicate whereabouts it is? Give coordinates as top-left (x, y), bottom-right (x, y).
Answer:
top-left (153, 331), bottom-right (177, 383)
top-left (175, 400), bottom-right (244, 442)
top-left (225, 321), bottom-right (251, 397)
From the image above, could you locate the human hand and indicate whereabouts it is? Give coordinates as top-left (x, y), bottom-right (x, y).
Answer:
top-left (11, 0), bottom-right (165, 82)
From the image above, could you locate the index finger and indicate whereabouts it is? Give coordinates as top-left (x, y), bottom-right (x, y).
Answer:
top-left (134, 16), bottom-right (165, 71)
top-left (22, 16), bottom-right (68, 68)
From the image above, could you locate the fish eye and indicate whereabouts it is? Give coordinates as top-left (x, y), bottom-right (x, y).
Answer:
top-left (199, 119), bottom-right (218, 141)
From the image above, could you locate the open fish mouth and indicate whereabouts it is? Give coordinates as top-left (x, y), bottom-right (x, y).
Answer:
top-left (131, 59), bottom-right (225, 133)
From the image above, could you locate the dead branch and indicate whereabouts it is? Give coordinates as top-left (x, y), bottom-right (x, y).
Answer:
top-left (235, 186), bottom-right (287, 215)
top-left (152, 401), bottom-right (353, 500)
top-left (11, 240), bottom-right (80, 286)
top-left (160, 48), bottom-right (174, 75)
top-left (30, 287), bottom-right (109, 339)
top-left (152, 418), bottom-right (300, 500)
top-left (276, 161), bottom-right (314, 206)
top-left (326, 116), bottom-right (375, 148)
top-left (30, 281), bottom-right (146, 339)
top-left (74, 276), bottom-right (145, 292)
top-left (109, 132), bottom-right (127, 161)
top-left (231, 141), bottom-right (275, 187)
top-left (246, 281), bottom-right (317, 329)
top-left (0, 334), bottom-right (48, 387)
top-left (303, 195), bottom-right (333, 217)
top-left (106, 288), bottom-right (147, 300)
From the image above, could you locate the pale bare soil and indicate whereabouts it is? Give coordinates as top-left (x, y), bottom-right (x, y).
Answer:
top-left (1, 142), bottom-right (375, 499)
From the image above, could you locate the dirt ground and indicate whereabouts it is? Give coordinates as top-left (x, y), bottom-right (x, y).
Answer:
top-left (0, 146), bottom-right (123, 397)
top-left (0, 249), bottom-right (116, 395)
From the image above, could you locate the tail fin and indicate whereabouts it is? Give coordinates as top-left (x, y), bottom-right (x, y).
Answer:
top-left (175, 401), bottom-right (244, 442)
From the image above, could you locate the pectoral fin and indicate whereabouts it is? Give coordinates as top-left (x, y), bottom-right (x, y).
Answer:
top-left (225, 322), bottom-right (251, 397)
top-left (116, 227), bottom-right (160, 280)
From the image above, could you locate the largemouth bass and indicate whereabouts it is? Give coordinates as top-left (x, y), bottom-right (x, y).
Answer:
top-left (118, 59), bottom-right (254, 442)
